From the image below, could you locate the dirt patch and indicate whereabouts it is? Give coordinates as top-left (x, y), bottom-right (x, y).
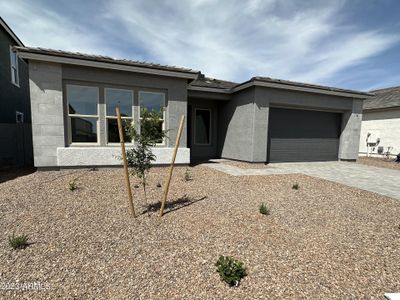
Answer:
top-left (0, 166), bottom-right (399, 299)
top-left (357, 156), bottom-right (400, 170)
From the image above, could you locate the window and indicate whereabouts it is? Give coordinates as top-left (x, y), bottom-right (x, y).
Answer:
top-left (105, 88), bottom-right (133, 143)
top-left (195, 109), bottom-right (211, 145)
top-left (10, 47), bottom-right (19, 86)
top-left (139, 91), bottom-right (165, 144)
top-left (67, 85), bottom-right (99, 143)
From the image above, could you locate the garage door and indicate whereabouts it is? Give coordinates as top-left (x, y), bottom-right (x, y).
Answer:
top-left (267, 108), bottom-right (341, 162)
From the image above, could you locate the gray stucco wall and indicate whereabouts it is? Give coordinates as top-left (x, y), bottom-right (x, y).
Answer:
top-left (218, 86), bottom-right (364, 162)
top-left (338, 99), bottom-right (363, 160)
top-left (0, 26), bottom-right (33, 167)
top-left (218, 88), bottom-right (255, 161)
top-left (29, 61), bottom-right (64, 167)
top-left (29, 62), bottom-right (189, 167)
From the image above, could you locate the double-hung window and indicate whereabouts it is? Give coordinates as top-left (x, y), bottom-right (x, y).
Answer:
top-left (67, 85), bottom-right (99, 143)
top-left (10, 47), bottom-right (19, 86)
top-left (139, 91), bottom-right (165, 144)
top-left (105, 88), bottom-right (133, 143)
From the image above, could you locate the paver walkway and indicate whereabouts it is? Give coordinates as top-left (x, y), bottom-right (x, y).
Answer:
top-left (203, 160), bottom-right (400, 200)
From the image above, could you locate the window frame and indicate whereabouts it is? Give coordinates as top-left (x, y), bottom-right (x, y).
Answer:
top-left (10, 46), bottom-right (19, 87)
top-left (194, 108), bottom-right (212, 146)
top-left (66, 84), bottom-right (100, 145)
top-left (138, 90), bottom-right (166, 146)
top-left (105, 87), bottom-right (134, 145)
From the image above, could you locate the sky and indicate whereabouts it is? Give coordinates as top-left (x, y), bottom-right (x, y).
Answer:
top-left (1, 0), bottom-right (400, 91)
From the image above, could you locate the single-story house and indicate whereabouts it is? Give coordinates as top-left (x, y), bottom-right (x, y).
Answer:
top-left (0, 18), bottom-right (33, 167)
top-left (13, 46), bottom-right (372, 168)
top-left (359, 86), bottom-right (400, 158)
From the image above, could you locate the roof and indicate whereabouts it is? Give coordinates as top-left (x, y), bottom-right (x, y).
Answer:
top-left (232, 76), bottom-right (372, 98)
top-left (189, 75), bottom-right (237, 91)
top-left (0, 17), bottom-right (24, 47)
top-left (14, 46), bottom-right (371, 98)
top-left (364, 86), bottom-right (400, 110)
top-left (14, 46), bottom-right (199, 79)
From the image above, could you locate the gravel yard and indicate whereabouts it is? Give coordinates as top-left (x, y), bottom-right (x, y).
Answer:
top-left (1, 166), bottom-right (399, 299)
top-left (357, 156), bottom-right (400, 170)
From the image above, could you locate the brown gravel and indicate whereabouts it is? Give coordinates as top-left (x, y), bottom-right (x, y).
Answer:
top-left (0, 166), bottom-right (399, 299)
top-left (221, 160), bottom-right (270, 169)
top-left (357, 156), bottom-right (400, 170)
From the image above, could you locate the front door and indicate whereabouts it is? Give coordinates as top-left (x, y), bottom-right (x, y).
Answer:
top-left (189, 103), bottom-right (217, 161)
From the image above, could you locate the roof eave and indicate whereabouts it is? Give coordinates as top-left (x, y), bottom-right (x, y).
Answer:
top-left (16, 50), bottom-right (199, 80)
top-left (0, 17), bottom-right (24, 47)
top-left (187, 85), bottom-right (231, 94)
top-left (232, 80), bottom-right (372, 99)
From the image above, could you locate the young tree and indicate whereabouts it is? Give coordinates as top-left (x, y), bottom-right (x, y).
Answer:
top-left (126, 109), bottom-right (166, 204)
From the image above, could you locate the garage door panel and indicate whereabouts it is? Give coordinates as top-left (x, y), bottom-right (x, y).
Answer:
top-left (268, 108), bottom-right (341, 162)
top-left (269, 138), bottom-right (339, 162)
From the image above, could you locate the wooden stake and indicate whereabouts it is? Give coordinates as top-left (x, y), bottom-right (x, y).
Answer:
top-left (116, 106), bottom-right (135, 217)
top-left (160, 115), bottom-right (185, 217)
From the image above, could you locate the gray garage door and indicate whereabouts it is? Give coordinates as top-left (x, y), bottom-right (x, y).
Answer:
top-left (267, 108), bottom-right (341, 162)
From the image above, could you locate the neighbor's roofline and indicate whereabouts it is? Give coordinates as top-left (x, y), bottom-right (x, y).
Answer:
top-left (14, 47), bottom-right (199, 80)
top-left (0, 17), bottom-right (24, 47)
top-left (232, 78), bottom-right (373, 99)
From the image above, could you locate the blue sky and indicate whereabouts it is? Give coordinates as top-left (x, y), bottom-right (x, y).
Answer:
top-left (1, 0), bottom-right (399, 91)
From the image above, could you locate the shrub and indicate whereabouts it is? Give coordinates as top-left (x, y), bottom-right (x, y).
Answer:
top-left (69, 178), bottom-right (78, 191)
top-left (8, 234), bottom-right (29, 250)
top-left (156, 182), bottom-right (162, 188)
top-left (126, 109), bottom-right (166, 203)
top-left (215, 256), bottom-right (247, 286)
top-left (259, 203), bottom-right (270, 215)
top-left (292, 183), bottom-right (299, 190)
top-left (184, 168), bottom-right (192, 181)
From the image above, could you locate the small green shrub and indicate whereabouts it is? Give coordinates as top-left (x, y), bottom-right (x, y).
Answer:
top-left (69, 178), bottom-right (78, 191)
top-left (8, 234), bottom-right (29, 250)
top-left (215, 256), bottom-right (247, 286)
top-left (259, 203), bottom-right (270, 215)
top-left (292, 183), bottom-right (299, 190)
top-left (184, 168), bottom-right (192, 181)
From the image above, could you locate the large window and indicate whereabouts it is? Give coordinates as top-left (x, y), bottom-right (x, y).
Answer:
top-left (67, 85), bottom-right (99, 143)
top-left (139, 91), bottom-right (165, 144)
top-left (105, 88), bottom-right (133, 143)
top-left (195, 109), bottom-right (211, 145)
top-left (10, 47), bottom-right (19, 86)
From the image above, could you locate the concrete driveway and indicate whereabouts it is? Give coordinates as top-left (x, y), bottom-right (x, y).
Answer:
top-left (204, 160), bottom-right (400, 200)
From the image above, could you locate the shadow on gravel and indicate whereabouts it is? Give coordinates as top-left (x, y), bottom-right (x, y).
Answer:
top-left (0, 167), bottom-right (36, 184)
top-left (142, 195), bottom-right (208, 215)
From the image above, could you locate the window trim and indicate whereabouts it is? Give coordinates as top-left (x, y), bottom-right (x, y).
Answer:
top-left (138, 91), bottom-right (166, 146)
top-left (194, 108), bottom-right (212, 146)
top-left (10, 46), bottom-right (19, 87)
top-left (66, 84), bottom-right (100, 145)
top-left (105, 87), bottom-right (134, 145)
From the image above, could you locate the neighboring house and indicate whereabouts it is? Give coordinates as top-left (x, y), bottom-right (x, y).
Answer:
top-left (0, 17), bottom-right (33, 167)
top-left (359, 86), bottom-right (400, 158)
top-left (14, 46), bottom-right (371, 168)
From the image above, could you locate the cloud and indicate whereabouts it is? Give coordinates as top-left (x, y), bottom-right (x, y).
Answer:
top-left (105, 0), bottom-right (399, 83)
top-left (1, 0), bottom-right (399, 88)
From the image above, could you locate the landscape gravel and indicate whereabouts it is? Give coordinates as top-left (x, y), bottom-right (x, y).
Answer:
top-left (0, 165), bottom-right (399, 299)
top-left (357, 156), bottom-right (400, 170)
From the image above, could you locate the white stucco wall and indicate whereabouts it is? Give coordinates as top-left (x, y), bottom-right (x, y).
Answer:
top-left (359, 108), bottom-right (400, 157)
top-left (57, 147), bottom-right (190, 166)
